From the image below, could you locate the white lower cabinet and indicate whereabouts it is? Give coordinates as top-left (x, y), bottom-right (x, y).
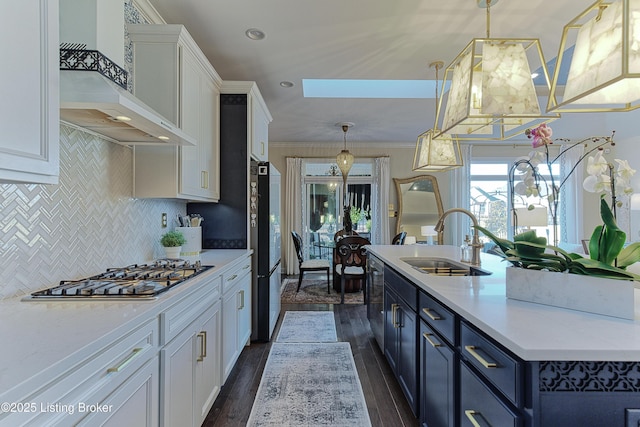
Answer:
top-left (160, 277), bottom-right (222, 427)
top-left (221, 258), bottom-right (252, 383)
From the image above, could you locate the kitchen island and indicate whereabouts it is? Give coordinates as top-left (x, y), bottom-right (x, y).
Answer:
top-left (0, 249), bottom-right (251, 427)
top-left (367, 244), bottom-right (640, 427)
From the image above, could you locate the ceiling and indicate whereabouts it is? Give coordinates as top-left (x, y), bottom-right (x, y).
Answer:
top-left (144, 0), bottom-right (608, 145)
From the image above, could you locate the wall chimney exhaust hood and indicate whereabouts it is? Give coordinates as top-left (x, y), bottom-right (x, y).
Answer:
top-left (59, 47), bottom-right (195, 146)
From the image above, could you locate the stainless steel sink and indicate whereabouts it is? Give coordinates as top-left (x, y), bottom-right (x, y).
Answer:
top-left (400, 257), bottom-right (492, 276)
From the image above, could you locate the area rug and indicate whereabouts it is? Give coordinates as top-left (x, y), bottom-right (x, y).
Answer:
top-left (276, 311), bottom-right (337, 343)
top-left (280, 278), bottom-right (364, 305)
top-left (246, 342), bottom-right (372, 426)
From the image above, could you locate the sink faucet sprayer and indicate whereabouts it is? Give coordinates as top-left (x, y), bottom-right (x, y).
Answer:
top-left (434, 208), bottom-right (483, 266)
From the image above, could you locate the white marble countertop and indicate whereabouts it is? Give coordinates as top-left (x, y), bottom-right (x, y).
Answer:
top-left (0, 249), bottom-right (251, 400)
top-left (367, 244), bottom-right (640, 361)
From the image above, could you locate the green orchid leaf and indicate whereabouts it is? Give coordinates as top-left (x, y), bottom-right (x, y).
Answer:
top-left (589, 225), bottom-right (603, 261)
top-left (616, 242), bottom-right (640, 268)
top-left (513, 231), bottom-right (546, 257)
top-left (474, 225), bottom-right (513, 253)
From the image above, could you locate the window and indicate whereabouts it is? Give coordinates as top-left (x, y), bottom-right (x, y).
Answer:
top-left (470, 160), bottom-right (560, 245)
top-left (302, 160), bottom-right (374, 259)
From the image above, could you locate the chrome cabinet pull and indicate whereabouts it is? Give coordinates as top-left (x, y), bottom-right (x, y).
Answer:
top-left (197, 331), bottom-right (207, 362)
top-left (464, 410), bottom-right (485, 427)
top-left (422, 307), bottom-right (442, 321)
top-left (423, 332), bottom-right (442, 348)
top-left (465, 345), bottom-right (497, 369)
top-left (107, 348), bottom-right (143, 373)
top-left (227, 274), bottom-right (238, 282)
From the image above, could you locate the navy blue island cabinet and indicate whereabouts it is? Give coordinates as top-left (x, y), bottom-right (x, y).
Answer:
top-left (374, 264), bottom-right (640, 427)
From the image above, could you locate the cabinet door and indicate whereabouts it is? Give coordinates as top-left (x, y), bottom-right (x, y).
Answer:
top-left (237, 273), bottom-right (252, 348)
top-left (222, 285), bottom-right (240, 383)
top-left (384, 287), bottom-right (399, 373)
top-left (199, 76), bottom-right (220, 201)
top-left (161, 323), bottom-right (197, 427)
top-left (194, 300), bottom-right (222, 424)
top-left (0, 0), bottom-right (59, 184)
top-left (420, 321), bottom-right (456, 427)
top-left (251, 97), bottom-right (269, 161)
top-left (179, 46), bottom-right (204, 199)
top-left (397, 297), bottom-right (418, 416)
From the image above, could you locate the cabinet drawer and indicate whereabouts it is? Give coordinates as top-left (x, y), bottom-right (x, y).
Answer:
top-left (460, 321), bottom-right (523, 407)
top-left (222, 258), bottom-right (251, 295)
top-left (0, 320), bottom-right (158, 426)
top-left (460, 363), bottom-right (521, 427)
top-left (419, 291), bottom-right (455, 345)
top-left (161, 275), bottom-right (221, 344)
top-left (384, 266), bottom-right (417, 310)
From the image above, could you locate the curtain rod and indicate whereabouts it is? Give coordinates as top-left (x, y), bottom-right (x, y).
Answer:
top-left (285, 155), bottom-right (390, 159)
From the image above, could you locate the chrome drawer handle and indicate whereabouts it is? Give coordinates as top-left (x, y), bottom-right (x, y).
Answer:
top-left (464, 410), bottom-right (485, 427)
top-left (422, 307), bottom-right (442, 321)
top-left (464, 345), bottom-right (497, 369)
top-left (227, 274), bottom-right (238, 281)
top-left (423, 332), bottom-right (442, 348)
top-left (107, 348), bottom-right (143, 373)
top-left (243, 264), bottom-right (251, 270)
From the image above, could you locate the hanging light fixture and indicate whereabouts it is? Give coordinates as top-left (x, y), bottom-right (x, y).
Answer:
top-left (547, 0), bottom-right (640, 112)
top-left (435, 0), bottom-right (559, 140)
top-left (413, 61), bottom-right (463, 171)
top-left (336, 122), bottom-right (355, 178)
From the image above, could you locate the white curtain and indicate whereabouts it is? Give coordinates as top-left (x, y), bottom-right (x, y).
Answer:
top-left (559, 143), bottom-right (584, 244)
top-left (448, 144), bottom-right (473, 245)
top-left (284, 157), bottom-right (303, 274)
top-left (372, 157), bottom-right (391, 244)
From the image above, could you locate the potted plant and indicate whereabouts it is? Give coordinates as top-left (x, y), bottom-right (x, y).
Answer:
top-left (476, 198), bottom-right (640, 319)
top-left (160, 230), bottom-right (186, 259)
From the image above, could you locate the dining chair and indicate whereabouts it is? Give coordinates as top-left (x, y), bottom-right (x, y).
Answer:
top-left (392, 231), bottom-right (407, 245)
top-left (333, 228), bottom-right (359, 242)
top-left (334, 236), bottom-right (369, 304)
top-left (291, 231), bottom-right (331, 293)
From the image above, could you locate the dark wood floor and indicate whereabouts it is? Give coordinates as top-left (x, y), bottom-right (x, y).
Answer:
top-left (203, 301), bottom-right (419, 426)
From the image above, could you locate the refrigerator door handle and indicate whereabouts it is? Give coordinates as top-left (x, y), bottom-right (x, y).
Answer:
top-left (258, 259), bottom-right (281, 279)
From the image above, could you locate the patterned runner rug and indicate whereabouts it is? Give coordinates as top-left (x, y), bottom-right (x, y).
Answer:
top-left (246, 342), bottom-right (372, 426)
top-left (276, 311), bottom-right (337, 343)
top-left (280, 278), bottom-right (364, 304)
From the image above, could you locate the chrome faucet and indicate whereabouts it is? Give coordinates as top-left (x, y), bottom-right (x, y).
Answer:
top-left (434, 208), bottom-right (483, 266)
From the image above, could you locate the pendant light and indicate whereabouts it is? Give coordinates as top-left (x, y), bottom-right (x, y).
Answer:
top-left (336, 122), bottom-right (354, 178)
top-left (435, 0), bottom-right (559, 140)
top-left (413, 61), bottom-right (463, 171)
top-left (547, 0), bottom-right (640, 112)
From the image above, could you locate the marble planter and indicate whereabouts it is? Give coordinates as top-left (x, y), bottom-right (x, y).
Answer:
top-left (163, 246), bottom-right (182, 259)
top-left (505, 267), bottom-right (636, 320)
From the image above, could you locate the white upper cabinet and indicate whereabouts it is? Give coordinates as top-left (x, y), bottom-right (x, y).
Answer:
top-left (221, 81), bottom-right (272, 162)
top-left (0, 0), bottom-right (59, 184)
top-left (129, 24), bottom-right (221, 201)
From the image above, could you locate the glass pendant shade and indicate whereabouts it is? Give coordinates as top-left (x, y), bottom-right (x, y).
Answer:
top-left (548, 0), bottom-right (640, 112)
top-left (336, 149), bottom-right (354, 177)
top-left (412, 129), bottom-right (463, 171)
top-left (436, 38), bottom-right (559, 140)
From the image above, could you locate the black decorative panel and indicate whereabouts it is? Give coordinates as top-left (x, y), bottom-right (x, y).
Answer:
top-left (60, 47), bottom-right (128, 90)
top-left (539, 361), bottom-right (640, 392)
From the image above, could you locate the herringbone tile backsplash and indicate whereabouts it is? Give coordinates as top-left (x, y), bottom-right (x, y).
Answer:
top-left (0, 124), bottom-right (186, 300)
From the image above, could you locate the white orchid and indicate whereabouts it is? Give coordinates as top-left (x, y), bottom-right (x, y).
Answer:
top-left (583, 155), bottom-right (636, 200)
top-left (586, 151), bottom-right (609, 176)
top-left (583, 173), bottom-right (611, 193)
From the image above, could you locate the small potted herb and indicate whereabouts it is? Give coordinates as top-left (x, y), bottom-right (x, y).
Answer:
top-left (160, 231), bottom-right (186, 259)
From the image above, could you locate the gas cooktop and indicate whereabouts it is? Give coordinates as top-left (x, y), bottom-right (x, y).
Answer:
top-left (28, 259), bottom-right (213, 300)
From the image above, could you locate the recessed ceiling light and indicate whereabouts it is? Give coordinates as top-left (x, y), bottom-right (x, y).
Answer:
top-left (245, 28), bottom-right (266, 40)
top-left (157, 136), bottom-right (169, 140)
top-left (111, 115), bottom-right (131, 122)
top-left (280, 81), bottom-right (294, 88)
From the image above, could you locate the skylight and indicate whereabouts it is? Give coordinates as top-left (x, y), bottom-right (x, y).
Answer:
top-left (303, 79), bottom-right (439, 99)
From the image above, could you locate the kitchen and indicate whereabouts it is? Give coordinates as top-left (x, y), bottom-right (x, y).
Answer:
top-left (2, 0), bottom-right (640, 426)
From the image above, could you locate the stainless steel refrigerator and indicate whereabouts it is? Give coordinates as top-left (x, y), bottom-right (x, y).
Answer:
top-left (250, 161), bottom-right (281, 342)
